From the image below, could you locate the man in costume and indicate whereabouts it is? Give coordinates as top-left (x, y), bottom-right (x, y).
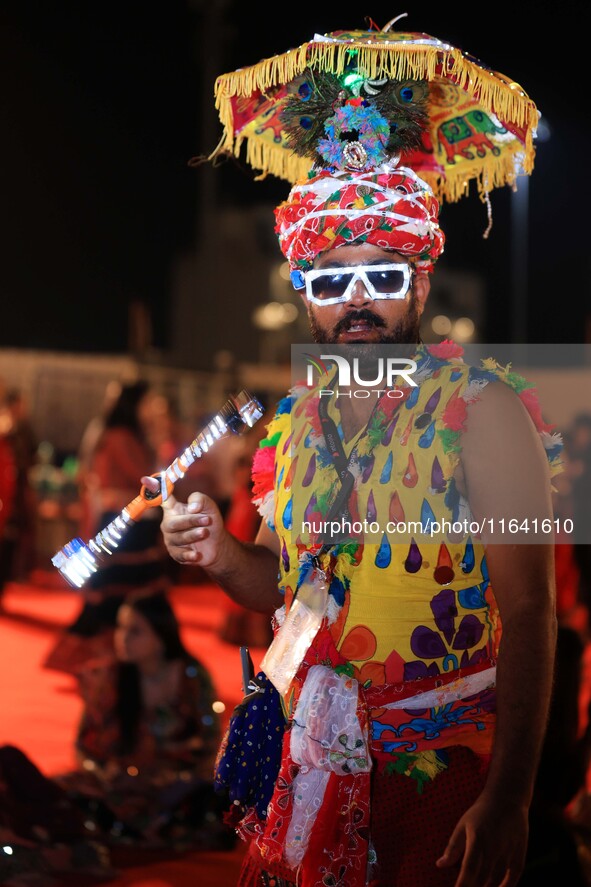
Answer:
top-left (151, 21), bottom-right (561, 887)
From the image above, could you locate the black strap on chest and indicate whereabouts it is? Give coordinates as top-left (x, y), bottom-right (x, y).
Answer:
top-left (317, 396), bottom-right (356, 537)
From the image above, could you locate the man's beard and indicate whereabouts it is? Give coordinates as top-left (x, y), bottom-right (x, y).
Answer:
top-left (308, 294), bottom-right (421, 347)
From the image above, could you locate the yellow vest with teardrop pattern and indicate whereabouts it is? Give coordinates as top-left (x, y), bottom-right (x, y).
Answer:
top-left (253, 356), bottom-right (561, 689)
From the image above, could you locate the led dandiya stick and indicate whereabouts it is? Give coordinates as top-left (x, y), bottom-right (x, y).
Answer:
top-left (52, 389), bottom-right (264, 588)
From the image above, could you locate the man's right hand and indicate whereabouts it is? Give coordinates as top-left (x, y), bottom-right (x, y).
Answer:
top-left (140, 476), bottom-right (227, 569)
top-left (140, 477), bottom-right (281, 613)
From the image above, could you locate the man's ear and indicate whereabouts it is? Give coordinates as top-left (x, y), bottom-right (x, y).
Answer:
top-left (413, 273), bottom-right (431, 316)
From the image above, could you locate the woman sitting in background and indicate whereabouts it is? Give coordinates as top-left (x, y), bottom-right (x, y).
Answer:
top-left (0, 592), bottom-right (234, 884)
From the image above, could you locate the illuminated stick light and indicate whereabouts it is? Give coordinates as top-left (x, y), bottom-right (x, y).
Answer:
top-left (52, 389), bottom-right (264, 588)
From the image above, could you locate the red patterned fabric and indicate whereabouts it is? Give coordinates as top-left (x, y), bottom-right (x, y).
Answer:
top-left (239, 746), bottom-right (488, 887)
top-left (274, 164), bottom-right (445, 275)
top-left (234, 622), bottom-right (494, 887)
top-left (0, 435), bottom-right (16, 536)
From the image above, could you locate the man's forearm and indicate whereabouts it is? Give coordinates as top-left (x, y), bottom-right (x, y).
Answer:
top-left (484, 598), bottom-right (557, 807)
top-left (205, 530), bottom-right (283, 614)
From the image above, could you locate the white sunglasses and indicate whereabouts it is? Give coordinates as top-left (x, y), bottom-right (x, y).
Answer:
top-left (299, 263), bottom-right (413, 306)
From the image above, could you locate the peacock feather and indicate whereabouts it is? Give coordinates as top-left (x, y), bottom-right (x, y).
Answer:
top-left (280, 65), bottom-right (430, 170)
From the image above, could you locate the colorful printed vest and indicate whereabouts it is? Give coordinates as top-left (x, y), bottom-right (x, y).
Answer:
top-left (252, 346), bottom-right (562, 695)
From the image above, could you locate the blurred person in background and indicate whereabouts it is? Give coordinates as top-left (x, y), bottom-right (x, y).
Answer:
top-left (0, 592), bottom-right (232, 885)
top-left (553, 426), bottom-right (585, 633)
top-left (149, 394), bottom-right (223, 586)
top-left (43, 379), bottom-right (171, 675)
top-left (206, 428), bottom-right (250, 521)
top-left (552, 413), bottom-right (591, 639)
top-left (149, 394), bottom-right (221, 508)
top-left (0, 412), bottom-right (16, 609)
top-left (217, 423), bottom-right (273, 648)
top-left (570, 414), bottom-right (591, 629)
top-left (0, 388), bottom-right (37, 600)
top-left (518, 622), bottom-right (591, 886)
top-left (76, 379), bottom-right (122, 540)
top-left (514, 415), bottom-right (591, 885)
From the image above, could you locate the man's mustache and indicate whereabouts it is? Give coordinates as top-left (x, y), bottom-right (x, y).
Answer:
top-left (333, 309), bottom-right (386, 335)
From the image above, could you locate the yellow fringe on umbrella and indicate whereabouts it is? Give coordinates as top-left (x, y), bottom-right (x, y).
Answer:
top-left (212, 33), bottom-right (539, 203)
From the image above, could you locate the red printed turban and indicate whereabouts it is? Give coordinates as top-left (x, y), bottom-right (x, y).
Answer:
top-left (274, 162), bottom-right (445, 277)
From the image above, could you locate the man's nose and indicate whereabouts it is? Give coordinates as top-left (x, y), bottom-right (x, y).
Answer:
top-left (347, 277), bottom-right (373, 307)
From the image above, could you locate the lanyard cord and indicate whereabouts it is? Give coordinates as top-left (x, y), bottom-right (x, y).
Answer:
top-left (315, 372), bottom-right (383, 550)
top-left (294, 374), bottom-right (404, 597)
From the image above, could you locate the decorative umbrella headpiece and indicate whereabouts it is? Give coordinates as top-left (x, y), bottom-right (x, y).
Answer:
top-left (210, 15), bottom-right (539, 268)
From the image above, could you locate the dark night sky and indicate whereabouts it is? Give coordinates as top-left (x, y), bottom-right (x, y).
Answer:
top-left (2, 1), bottom-right (589, 356)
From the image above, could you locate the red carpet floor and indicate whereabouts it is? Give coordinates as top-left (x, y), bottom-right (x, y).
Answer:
top-left (5, 571), bottom-right (591, 886)
top-left (0, 571), bottom-right (271, 887)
